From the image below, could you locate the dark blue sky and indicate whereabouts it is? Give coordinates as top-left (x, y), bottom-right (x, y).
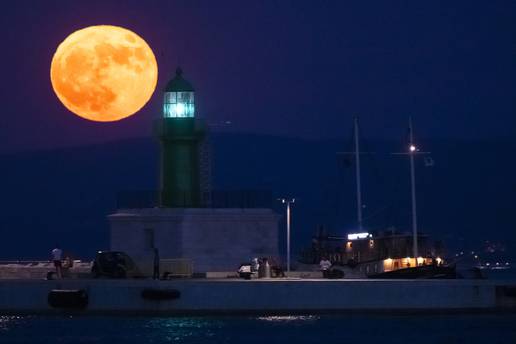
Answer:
top-left (1, 1), bottom-right (515, 153)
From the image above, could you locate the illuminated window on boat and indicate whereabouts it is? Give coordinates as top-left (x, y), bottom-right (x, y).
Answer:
top-left (383, 258), bottom-right (393, 272)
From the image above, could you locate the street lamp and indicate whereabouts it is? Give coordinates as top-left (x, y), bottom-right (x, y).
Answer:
top-left (278, 198), bottom-right (295, 273)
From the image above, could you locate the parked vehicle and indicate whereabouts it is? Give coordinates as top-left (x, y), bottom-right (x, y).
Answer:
top-left (238, 263), bottom-right (254, 279)
top-left (91, 251), bottom-right (142, 278)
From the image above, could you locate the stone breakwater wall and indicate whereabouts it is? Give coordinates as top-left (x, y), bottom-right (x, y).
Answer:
top-left (0, 278), bottom-right (515, 315)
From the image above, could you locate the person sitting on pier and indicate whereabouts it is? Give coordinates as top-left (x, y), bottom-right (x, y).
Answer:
top-left (251, 258), bottom-right (260, 273)
top-left (320, 256), bottom-right (332, 278)
top-left (60, 255), bottom-right (74, 278)
top-left (269, 257), bottom-right (286, 278)
top-left (51, 245), bottom-right (63, 279)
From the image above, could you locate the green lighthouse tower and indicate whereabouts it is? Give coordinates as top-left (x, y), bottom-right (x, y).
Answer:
top-left (155, 67), bottom-right (206, 207)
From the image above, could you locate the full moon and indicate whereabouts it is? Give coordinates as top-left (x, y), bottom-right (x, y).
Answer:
top-left (50, 25), bottom-right (158, 122)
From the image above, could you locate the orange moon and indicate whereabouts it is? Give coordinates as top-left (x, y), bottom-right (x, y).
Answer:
top-left (50, 25), bottom-right (158, 122)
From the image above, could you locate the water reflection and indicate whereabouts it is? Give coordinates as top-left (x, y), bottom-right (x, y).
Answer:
top-left (257, 315), bottom-right (320, 322)
top-left (144, 317), bottom-right (221, 341)
top-left (0, 315), bottom-right (514, 344)
top-left (0, 316), bottom-right (25, 332)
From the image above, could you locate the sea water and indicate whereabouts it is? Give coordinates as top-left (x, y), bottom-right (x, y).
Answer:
top-left (1, 314), bottom-right (516, 344)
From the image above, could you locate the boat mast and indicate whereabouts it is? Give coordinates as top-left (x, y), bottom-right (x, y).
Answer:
top-left (408, 117), bottom-right (418, 258)
top-left (353, 116), bottom-right (363, 231)
top-left (392, 118), bottom-right (429, 259)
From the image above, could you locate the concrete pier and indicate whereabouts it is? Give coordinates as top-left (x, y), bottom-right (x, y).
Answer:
top-left (0, 278), bottom-right (515, 315)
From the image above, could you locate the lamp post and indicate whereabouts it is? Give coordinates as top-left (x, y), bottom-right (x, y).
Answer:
top-left (278, 198), bottom-right (295, 273)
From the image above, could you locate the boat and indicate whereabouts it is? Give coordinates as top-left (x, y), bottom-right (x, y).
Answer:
top-left (300, 117), bottom-right (456, 279)
top-left (367, 264), bottom-right (457, 279)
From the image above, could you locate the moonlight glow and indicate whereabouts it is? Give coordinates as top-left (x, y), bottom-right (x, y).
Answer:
top-left (50, 25), bottom-right (158, 122)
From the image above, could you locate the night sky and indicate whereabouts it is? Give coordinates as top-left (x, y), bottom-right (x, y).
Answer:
top-left (1, 1), bottom-right (516, 261)
top-left (2, 1), bottom-right (515, 154)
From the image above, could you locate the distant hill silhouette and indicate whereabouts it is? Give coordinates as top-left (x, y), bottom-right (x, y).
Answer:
top-left (0, 133), bottom-right (514, 261)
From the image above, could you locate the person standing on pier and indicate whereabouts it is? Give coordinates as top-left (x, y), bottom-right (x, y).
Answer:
top-left (320, 256), bottom-right (332, 278)
top-left (51, 245), bottom-right (63, 279)
top-left (153, 248), bottom-right (160, 280)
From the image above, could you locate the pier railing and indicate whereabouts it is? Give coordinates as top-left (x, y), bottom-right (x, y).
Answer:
top-left (116, 190), bottom-right (274, 209)
top-left (160, 259), bottom-right (194, 278)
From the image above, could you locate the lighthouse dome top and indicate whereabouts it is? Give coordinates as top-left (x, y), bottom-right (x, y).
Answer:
top-left (163, 67), bottom-right (195, 118)
top-left (164, 67), bottom-right (194, 92)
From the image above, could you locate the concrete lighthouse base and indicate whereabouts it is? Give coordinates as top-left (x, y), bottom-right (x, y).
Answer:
top-left (109, 208), bottom-right (280, 273)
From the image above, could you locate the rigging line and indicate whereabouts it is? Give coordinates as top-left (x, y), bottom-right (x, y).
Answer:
top-left (362, 202), bottom-right (397, 222)
top-left (358, 124), bottom-right (397, 226)
top-left (361, 127), bottom-right (409, 228)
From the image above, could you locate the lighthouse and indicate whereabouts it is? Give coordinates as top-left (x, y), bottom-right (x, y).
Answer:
top-left (109, 68), bottom-right (279, 273)
top-left (155, 67), bottom-right (206, 207)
